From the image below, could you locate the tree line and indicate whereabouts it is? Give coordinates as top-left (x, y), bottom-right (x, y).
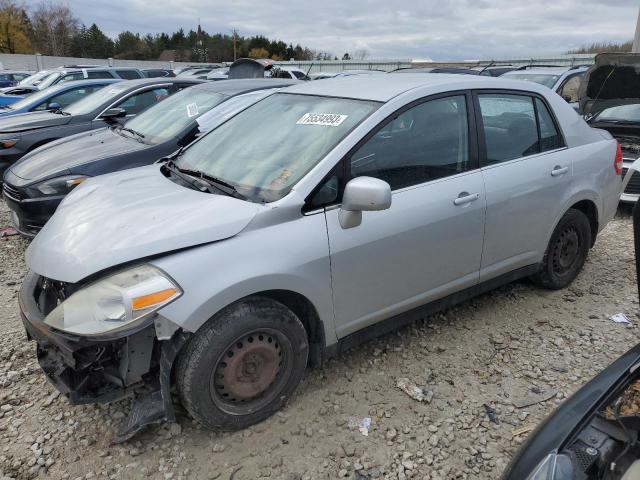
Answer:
top-left (0, 0), bottom-right (364, 62)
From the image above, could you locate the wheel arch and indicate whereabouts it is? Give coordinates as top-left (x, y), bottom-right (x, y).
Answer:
top-left (569, 199), bottom-right (599, 247)
top-left (182, 288), bottom-right (329, 368)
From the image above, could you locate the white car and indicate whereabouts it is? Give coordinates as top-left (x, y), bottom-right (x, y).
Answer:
top-left (502, 65), bottom-right (589, 104)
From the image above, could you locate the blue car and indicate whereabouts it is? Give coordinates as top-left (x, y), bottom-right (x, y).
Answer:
top-left (0, 79), bottom-right (121, 116)
top-left (0, 71), bottom-right (32, 89)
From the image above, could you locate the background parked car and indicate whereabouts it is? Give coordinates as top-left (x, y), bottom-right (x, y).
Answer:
top-left (580, 53), bottom-right (640, 203)
top-left (0, 71), bottom-right (32, 88)
top-left (310, 69), bottom-right (385, 80)
top-left (0, 79), bottom-right (121, 117)
top-left (0, 77), bottom-right (202, 178)
top-left (142, 68), bottom-right (176, 78)
top-left (502, 65), bottom-right (589, 104)
top-left (2, 79), bottom-right (296, 236)
top-left (20, 74), bottom-right (621, 438)
top-left (0, 66), bottom-right (144, 106)
top-left (391, 66), bottom-right (481, 75)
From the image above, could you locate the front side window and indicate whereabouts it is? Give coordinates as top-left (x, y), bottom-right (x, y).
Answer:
top-left (114, 88), bottom-right (170, 116)
top-left (349, 95), bottom-right (470, 190)
top-left (31, 86), bottom-right (102, 111)
top-left (63, 83), bottom-right (131, 116)
top-left (175, 93), bottom-right (379, 202)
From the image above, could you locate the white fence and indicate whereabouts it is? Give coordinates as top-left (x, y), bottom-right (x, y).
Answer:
top-left (0, 53), bottom-right (598, 73)
top-left (0, 53), bottom-right (202, 71)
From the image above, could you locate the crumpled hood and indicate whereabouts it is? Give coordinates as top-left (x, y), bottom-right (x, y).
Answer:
top-left (0, 111), bottom-right (71, 133)
top-left (9, 128), bottom-right (144, 183)
top-left (580, 53), bottom-right (640, 116)
top-left (26, 165), bottom-right (260, 283)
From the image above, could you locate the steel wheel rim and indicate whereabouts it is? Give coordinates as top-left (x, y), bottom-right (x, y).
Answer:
top-left (551, 226), bottom-right (581, 276)
top-left (210, 328), bottom-right (293, 415)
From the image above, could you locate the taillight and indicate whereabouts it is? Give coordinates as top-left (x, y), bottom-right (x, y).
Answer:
top-left (614, 142), bottom-right (623, 175)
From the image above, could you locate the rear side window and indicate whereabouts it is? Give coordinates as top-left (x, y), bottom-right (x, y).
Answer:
top-left (558, 73), bottom-right (583, 103)
top-left (478, 93), bottom-right (563, 165)
top-left (535, 98), bottom-right (564, 152)
top-left (87, 71), bottom-right (114, 79)
top-left (116, 70), bottom-right (142, 80)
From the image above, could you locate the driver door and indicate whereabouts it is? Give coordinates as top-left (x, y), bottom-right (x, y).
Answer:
top-left (323, 93), bottom-right (486, 338)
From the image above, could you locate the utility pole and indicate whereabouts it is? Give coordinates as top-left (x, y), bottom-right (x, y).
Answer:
top-left (634, 7), bottom-right (640, 53)
top-left (232, 28), bottom-right (237, 61)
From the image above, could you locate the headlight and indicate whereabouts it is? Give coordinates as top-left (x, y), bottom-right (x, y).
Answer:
top-left (0, 138), bottom-right (18, 148)
top-left (26, 175), bottom-right (88, 197)
top-left (44, 265), bottom-right (182, 337)
top-left (525, 453), bottom-right (574, 480)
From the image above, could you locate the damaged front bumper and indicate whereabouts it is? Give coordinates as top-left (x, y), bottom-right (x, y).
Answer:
top-left (19, 271), bottom-right (189, 442)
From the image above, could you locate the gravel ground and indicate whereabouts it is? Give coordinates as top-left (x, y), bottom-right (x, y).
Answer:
top-left (1, 199), bottom-right (639, 480)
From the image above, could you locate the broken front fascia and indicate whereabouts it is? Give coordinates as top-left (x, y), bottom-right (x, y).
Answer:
top-left (19, 271), bottom-right (190, 443)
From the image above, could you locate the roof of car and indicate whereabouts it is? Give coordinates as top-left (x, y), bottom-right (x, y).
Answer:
top-left (188, 78), bottom-right (298, 95)
top-left (41, 78), bottom-right (122, 92)
top-left (503, 66), bottom-right (589, 76)
top-left (280, 73), bottom-right (518, 102)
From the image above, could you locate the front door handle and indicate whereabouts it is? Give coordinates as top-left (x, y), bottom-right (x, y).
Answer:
top-left (551, 166), bottom-right (569, 177)
top-left (453, 192), bottom-right (480, 206)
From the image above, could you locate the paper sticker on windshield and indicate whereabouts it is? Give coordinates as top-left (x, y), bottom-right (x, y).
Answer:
top-left (186, 103), bottom-right (199, 117)
top-left (296, 113), bottom-right (348, 127)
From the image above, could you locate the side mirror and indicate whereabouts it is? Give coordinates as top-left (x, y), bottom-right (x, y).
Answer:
top-left (339, 176), bottom-right (392, 229)
top-left (100, 107), bottom-right (127, 122)
top-left (46, 102), bottom-right (61, 111)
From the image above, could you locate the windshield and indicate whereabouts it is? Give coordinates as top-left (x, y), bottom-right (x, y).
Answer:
top-left (36, 71), bottom-right (64, 90)
top-left (504, 73), bottom-right (560, 88)
top-left (18, 71), bottom-right (49, 86)
top-left (175, 93), bottom-right (379, 202)
top-left (123, 89), bottom-right (225, 144)
top-left (594, 103), bottom-right (640, 123)
top-left (63, 83), bottom-right (128, 116)
top-left (7, 86), bottom-right (65, 110)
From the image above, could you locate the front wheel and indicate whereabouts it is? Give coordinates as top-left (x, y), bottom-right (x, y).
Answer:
top-left (176, 297), bottom-right (309, 431)
top-left (531, 208), bottom-right (591, 290)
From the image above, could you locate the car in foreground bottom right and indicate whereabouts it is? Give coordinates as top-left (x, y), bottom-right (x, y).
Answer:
top-left (503, 162), bottom-right (640, 480)
top-left (20, 74), bottom-right (622, 441)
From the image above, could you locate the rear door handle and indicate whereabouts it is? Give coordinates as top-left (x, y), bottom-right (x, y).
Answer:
top-left (551, 166), bottom-right (569, 177)
top-left (453, 192), bottom-right (480, 206)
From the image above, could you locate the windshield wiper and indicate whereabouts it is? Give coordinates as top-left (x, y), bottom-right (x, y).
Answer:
top-left (166, 160), bottom-right (246, 200)
top-left (117, 126), bottom-right (146, 142)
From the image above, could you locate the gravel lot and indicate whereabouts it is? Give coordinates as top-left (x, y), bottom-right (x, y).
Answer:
top-left (1, 199), bottom-right (639, 480)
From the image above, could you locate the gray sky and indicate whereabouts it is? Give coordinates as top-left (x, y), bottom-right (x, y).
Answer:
top-left (28, 0), bottom-right (640, 60)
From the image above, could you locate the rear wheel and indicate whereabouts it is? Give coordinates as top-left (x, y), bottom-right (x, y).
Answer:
top-left (531, 208), bottom-right (591, 290)
top-left (176, 297), bottom-right (309, 431)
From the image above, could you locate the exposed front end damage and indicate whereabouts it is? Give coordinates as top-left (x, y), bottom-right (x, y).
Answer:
top-left (19, 271), bottom-right (190, 443)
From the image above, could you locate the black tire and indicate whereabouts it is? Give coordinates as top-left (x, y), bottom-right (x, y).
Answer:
top-left (531, 208), bottom-right (591, 290)
top-left (176, 297), bottom-right (309, 431)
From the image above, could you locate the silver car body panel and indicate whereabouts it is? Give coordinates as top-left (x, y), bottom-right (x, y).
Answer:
top-left (27, 74), bottom-right (622, 348)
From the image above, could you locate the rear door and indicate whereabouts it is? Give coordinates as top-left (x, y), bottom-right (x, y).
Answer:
top-left (323, 92), bottom-right (486, 338)
top-left (475, 90), bottom-right (572, 281)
